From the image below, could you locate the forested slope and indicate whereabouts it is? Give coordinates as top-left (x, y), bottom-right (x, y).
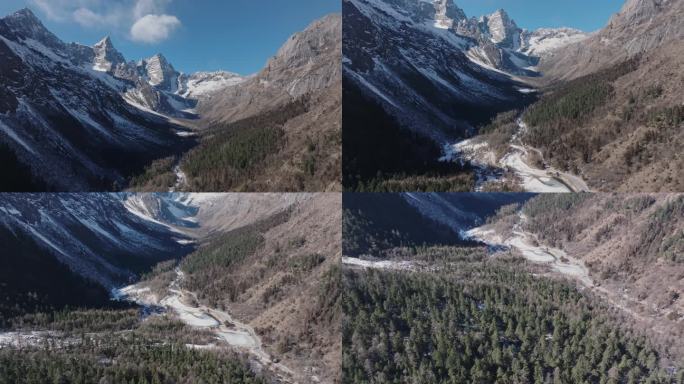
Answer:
top-left (343, 249), bottom-right (679, 383)
top-left (144, 194), bottom-right (343, 383)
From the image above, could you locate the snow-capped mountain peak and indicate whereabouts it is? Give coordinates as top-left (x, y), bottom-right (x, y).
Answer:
top-left (140, 53), bottom-right (178, 88)
top-left (5, 7), bottom-right (40, 25)
top-left (433, 0), bottom-right (466, 29)
top-left (519, 28), bottom-right (588, 58)
top-left (1, 7), bottom-right (62, 49)
top-left (484, 9), bottom-right (520, 46)
top-left (92, 35), bottom-right (126, 72)
top-left (177, 71), bottom-right (246, 98)
top-left (94, 35), bottom-right (113, 47)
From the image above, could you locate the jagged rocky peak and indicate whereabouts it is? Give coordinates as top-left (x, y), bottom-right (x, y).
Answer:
top-left (483, 8), bottom-right (520, 45)
top-left (3, 7), bottom-right (42, 29)
top-left (609, 0), bottom-right (673, 26)
top-left (433, 0), bottom-right (466, 29)
top-left (1, 7), bottom-right (62, 47)
top-left (94, 35), bottom-right (113, 48)
top-left (92, 36), bottom-right (126, 72)
top-left (269, 13), bottom-right (340, 69)
top-left (139, 53), bottom-right (179, 90)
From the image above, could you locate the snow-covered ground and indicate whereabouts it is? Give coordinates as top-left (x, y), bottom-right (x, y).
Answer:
top-left (441, 139), bottom-right (504, 191)
top-left (500, 144), bottom-right (574, 193)
top-left (0, 331), bottom-right (68, 349)
top-left (178, 71), bottom-right (246, 99)
top-left (116, 269), bottom-right (296, 383)
top-left (175, 130), bottom-right (197, 137)
top-left (443, 116), bottom-right (591, 192)
top-left (467, 213), bottom-right (593, 287)
top-left (343, 257), bottom-right (415, 271)
top-left (170, 164), bottom-right (187, 192)
top-left (519, 28), bottom-right (589, 59)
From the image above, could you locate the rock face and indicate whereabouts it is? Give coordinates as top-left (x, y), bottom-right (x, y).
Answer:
top-left (434, 0), bottom-right (467, 29)
top-left (191, 14), bottom-right (342, 192)
top-left (0, 193), bottom-right (194, 288)
top-left (0, 8), bottom-right (196, 191)
top-left (541, 0), bottom-right (684, 80)
top-left (92, 36), bottom-right (126, 73)
top-left (343, 0), bottom-right (543, 141)
top-left (138, 54), bottom-right (179, 92)
top-left (199, 13), bottom-right (341, 123)
top-left (0, 7), bottom-right (340, 192)
top-left (484, 9), bottom-right (520, 46)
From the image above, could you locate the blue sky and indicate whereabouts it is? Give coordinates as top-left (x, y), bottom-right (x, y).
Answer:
top-left (0, 0), bottom-right (340, 75)
top-left (457, 0), bottom-right (624, 32)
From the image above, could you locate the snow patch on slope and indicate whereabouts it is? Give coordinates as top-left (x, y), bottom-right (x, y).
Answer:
top-left (0, 120), bottom-right (36, 155)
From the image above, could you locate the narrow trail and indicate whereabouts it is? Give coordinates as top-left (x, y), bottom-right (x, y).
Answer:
top-left (504, 119), bottom-right (591, 192)
top-left (0, 331), bottom-right (62, 348)
top-left (121, 269), bottom-right (298, 383)
top-left (342, 257), bottom-right (415, 271)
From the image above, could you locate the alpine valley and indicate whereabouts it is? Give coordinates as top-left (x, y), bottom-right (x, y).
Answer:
top-left (342, 0), bottom-right (683, 192)
top-left (0, 8), bottom-right (341, 192)
top-left (342, 192), bottom-right (684, 382)
top-left (0, 192), bottom-right (341, 383)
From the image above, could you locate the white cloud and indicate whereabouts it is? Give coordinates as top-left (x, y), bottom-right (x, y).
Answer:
top-left (72, 7), bottom-right (105, 27)
top-left (30, 0), bottom-right (181, 44)
top-left (130, 14), bottom-right (181, 43)
top-left (133, 0), bottom-right (170, 19)
top-left (32, 0), bottom-right (99, 21)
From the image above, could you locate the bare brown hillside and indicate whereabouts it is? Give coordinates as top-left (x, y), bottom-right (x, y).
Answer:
top-left (129, 15), bottom-right (341, 192)
top-left (514, 194), bottom-right (683, 357)
top-left (522, 47), bottom-right (684, 192)
top-left (223, 194), bottom-right (341, 384)
top-left (540, 0), bottom-right (684, 81)
top-left (515, 0), bottom-right (684, 192)
top-left (179, 194), bottom-right (341, 383)
top-left (193, 14), bottom-right (342, 192)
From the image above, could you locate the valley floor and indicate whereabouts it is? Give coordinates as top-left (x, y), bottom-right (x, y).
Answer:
top-left (343, 206), bottom-right (681, 363)
top-left (467, 212), bottom-right (682, 344)
top-left (117, 268), bottom-right (299, 383)
top-left (443, 117), bottom-right (591, 193)
top-left (467, 212), bottom-right (593, 286)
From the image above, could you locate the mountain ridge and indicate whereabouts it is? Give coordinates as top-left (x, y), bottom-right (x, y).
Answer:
top-left (0, 8), bottom-right (341, 191)
top-left (343, 0), bottom-right (587, 143)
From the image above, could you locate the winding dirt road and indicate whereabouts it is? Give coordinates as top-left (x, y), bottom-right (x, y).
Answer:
top-left (467, 213), bottom-right (655, 325)
top-left (120, 269), bottom-right (297, 383)
top-left (444, 118), bottom-right (591, 192)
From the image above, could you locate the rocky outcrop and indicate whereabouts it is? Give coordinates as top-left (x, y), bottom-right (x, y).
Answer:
top-left (541, 0), bottom-right (684, 80)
